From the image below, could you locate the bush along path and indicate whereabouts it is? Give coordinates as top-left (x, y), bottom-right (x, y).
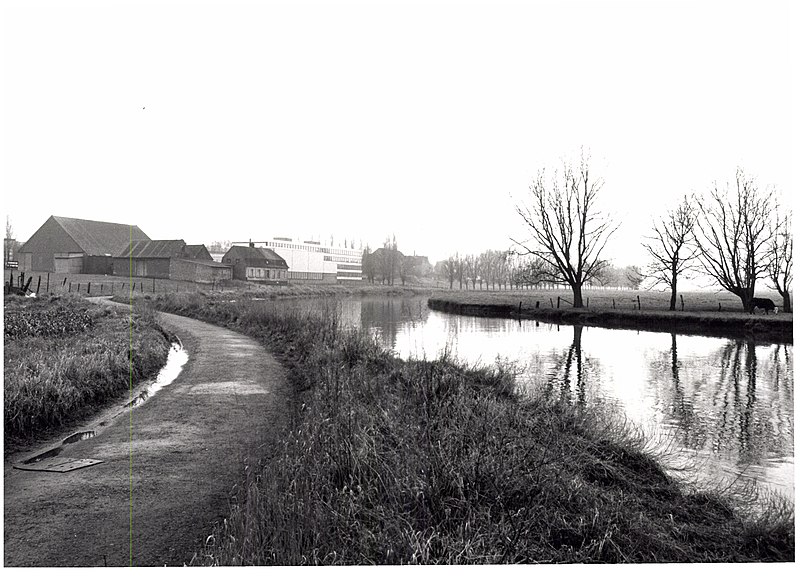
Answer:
top-left (3, 300), bottom-right (291, 566)
top-left (147, 293), bottom-right (795, 564)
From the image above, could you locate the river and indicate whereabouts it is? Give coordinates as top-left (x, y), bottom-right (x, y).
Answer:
top-left (287, 296), bottom-right (794, 501)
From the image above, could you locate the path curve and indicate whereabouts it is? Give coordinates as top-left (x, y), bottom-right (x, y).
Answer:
top-left (4, 306), bottom-right (289, 566)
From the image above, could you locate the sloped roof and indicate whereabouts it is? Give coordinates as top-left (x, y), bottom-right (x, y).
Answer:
top-left (184, 244), bottom-right (213, 260)
top-left (222, 245), bottom-right (269, 266)
top-left (116, 239), bottom-right (187, 259)
top-left (258, 248), bottom-right (289, 269)
top-left (18, 216), bottom-right (150, 255)
top-left (53, 216), bottom-right (150, 255)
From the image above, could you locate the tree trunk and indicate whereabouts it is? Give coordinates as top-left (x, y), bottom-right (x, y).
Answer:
top-left (669, 284), bottom-right (677, 311)
top-left (735, 287), bottom-right (754, 312)
top-left (571, 285), bottom-right (584, 308)
top-left (781, 290), bottom-right (792, 313)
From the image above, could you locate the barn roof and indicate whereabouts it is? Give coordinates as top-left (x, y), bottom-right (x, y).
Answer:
top-left (184, 244), bottom-right (213, 260)
top-left (19, 216), bottom-right (150, 256)
top-left (116, 239), bottom-right (187, 259)
top-left (258, 248), bottom-right (289, 269)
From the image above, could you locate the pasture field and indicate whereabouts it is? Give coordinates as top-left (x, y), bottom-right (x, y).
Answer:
top-left (143, 292), bottom-right (793, 564)
top-left (431, 287), bottom-right (788, 313)
top-left (3, 294), bottom-right (171, 449)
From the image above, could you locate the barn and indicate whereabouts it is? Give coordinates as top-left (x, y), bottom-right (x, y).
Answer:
top-left (113, 240), bottom-right (232, 283)
top-left (17, 216), bottom-right (150, 274)
top-left (222, 244), bottom-right (289, 284)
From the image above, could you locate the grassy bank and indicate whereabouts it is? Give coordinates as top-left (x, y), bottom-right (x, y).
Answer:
top-left (144, 293), bottom-right (793, 564)
top-left (429, 290), bottom-right (793, 343)
top-left (3, 294), bottom-right (172, 448)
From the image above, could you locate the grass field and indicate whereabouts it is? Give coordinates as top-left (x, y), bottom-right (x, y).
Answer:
top-left (3, 294), bottom-right (171, 448)
top-left (143, 293), bottom-right (793, 564)
top-left (431, 287), bottom-right (789, 313)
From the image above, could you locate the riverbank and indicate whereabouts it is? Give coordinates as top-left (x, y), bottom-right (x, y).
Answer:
top-left (428, 292), bottom-right (793, 343)
top-left (143, 292), bottom-right (793, 564)
top-left (3, 294), bottom-right (171, 450)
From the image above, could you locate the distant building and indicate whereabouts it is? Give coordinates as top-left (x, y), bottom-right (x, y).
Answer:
top-left (222, 244), bottom-right (289, 284)
top-left (18, 216), bottom-right (150, 273)
top-left (4, 237), bottom-right (20, 268)
top-left (254, 237), bottom-right (362, 283)
top-left (114, 239), bottom-right (231, 283)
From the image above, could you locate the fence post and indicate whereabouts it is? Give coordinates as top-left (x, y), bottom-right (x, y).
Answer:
top-left (63, 277), bottom-right (67, 287)
top-left (152, 278), bottom-right (155, 293)
top-left (69, 282), bottom-right (72, 292)
top-left (557, 296), bottom-right (560, 309)
top-left (613, 298), bottom-right (616, 309)
top-left (87, 282), bottom-right (91, 295)
top-left (718, 302), bottom-right (722, 312)
top-left (8, 271), bottom-right (13, 288)
top-left (535, 300), bottom-right (540, 309)
top-left (586, 297), bottom-right (589, 308)
top-left (77, 283), bottom-right (80, 293)
top-left (637, 295), bottom-right (641, 310)
top-left (140, 281), bottom-right (143, 292)
top-left (36, 276), bottom-right (41, 294)
top-left (46, 272), bottom-right (50, 293)
top-left (550, 297), bottom-right (554, 308)
top-left (680, 294), bottom-right (685, 311)
top-left (518, 301), bottom-right (522, 317)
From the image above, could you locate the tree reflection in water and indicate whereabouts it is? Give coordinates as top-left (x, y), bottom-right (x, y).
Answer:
top-left (648, 334), bottom-right (793, 481)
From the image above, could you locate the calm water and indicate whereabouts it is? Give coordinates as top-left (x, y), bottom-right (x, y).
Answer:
top-left (289, 296), bottom-right (794, 500)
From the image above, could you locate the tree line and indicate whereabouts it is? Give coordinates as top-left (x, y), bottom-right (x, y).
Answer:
top-left (512, 150), bottom-right (792, 312)
top-left (433, 251), bottom-right (641, 292)
top-left (361, 235), bottom-right (433, 286)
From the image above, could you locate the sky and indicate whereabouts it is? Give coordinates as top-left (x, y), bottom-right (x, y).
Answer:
top-left (1, 0), bottom-right (797, 267)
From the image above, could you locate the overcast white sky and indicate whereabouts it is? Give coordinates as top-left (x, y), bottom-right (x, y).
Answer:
top-left (1, 0), bottom-right (796, 266)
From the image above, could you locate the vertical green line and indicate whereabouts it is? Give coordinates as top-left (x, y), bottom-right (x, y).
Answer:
top-left (129, 227), bottom-right (133, 566)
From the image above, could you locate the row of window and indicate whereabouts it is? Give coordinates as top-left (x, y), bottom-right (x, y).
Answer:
top-left (323, 255), bottom-right (361, 264)
top-left (267, 242), bottom-right (361, 257)
top-left (288, 271), bottom-right (324, 280)
top-left (337, 264), bottom-right (362, 271)
top-left (246, 267), bottom-right (287, 280)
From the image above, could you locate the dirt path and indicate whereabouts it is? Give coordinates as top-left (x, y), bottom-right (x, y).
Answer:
top-left (4, 306), bottom-right (290, 566)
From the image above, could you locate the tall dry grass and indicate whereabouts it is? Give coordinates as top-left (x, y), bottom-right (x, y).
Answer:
top-left (149, 293), bottom-right (793, 564)
top-left (4, 295), bottom-right (171, 445)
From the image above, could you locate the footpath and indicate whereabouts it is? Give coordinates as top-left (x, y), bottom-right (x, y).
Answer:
top-left (4, 304), bottom-right (289, 566)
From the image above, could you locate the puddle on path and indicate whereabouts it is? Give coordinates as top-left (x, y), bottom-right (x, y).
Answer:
top-left (125, 341), bottom-right (188, 409)
top-left (15, 340), bottom-right (188, 471)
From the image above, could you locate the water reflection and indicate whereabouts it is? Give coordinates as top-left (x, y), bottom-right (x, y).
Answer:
top-left (294, 296), bottom-right (794, 499)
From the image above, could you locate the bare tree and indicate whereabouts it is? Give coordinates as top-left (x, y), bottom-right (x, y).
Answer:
top-left (767, 211), bottom-right (792, 313)
top-left (693, 169), bottom-right (776, 311)
top-left (362, 245), bottom-right (376, 284)
top-left (513, 151), bottom-right (618, 307)
top-left (440, 253), bottom-right (459, 289)
top-left (463, 254), bottom-right (479, 290)
top-left (642, 197), bottom-right (699, 310)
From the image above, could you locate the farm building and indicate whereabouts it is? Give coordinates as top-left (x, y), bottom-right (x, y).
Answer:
top-left (222, 244), bottom-right (289, 284)
top-left (17, 216), bottom-right (150, 274)
top-left (113, 240), bottom-right (231, 283)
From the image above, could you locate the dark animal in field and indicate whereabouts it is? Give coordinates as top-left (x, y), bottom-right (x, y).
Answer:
top-left (750, 297), bottom-right (776, 314)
